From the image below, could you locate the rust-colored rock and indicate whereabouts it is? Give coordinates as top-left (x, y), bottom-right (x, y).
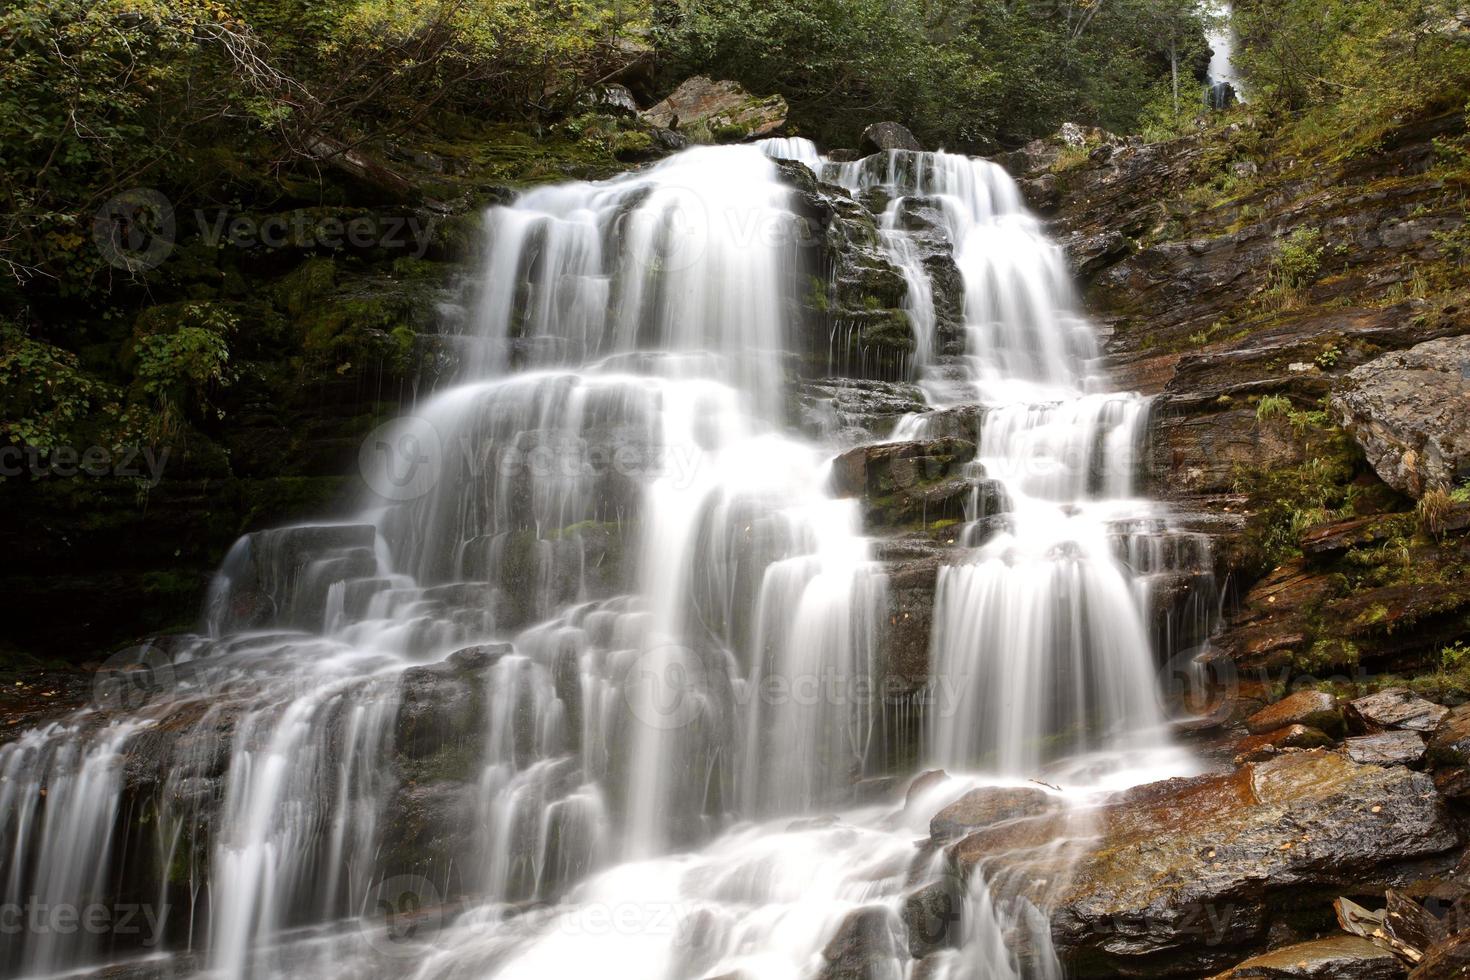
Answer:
top-left (1245, 690), bottom-right (1343, 735)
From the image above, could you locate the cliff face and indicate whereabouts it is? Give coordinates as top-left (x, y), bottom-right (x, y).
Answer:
top-left (1003, 111), bottom-right (1470, 691)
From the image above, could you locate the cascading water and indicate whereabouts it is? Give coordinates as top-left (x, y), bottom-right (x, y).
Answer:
top-left (0, 136), bottom-right (1215, 980)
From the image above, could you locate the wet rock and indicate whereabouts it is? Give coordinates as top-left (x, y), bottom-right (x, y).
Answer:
top-left (1385, 889), bottom-right (1448, 957)
top-left (796, 378), bottom-right (927, 447)
top-left (1346, 731), bottom-right (1429, 768)
top-left (1033, 751), bottom-right (1458, 975)
top-left (904, 768), bottom-right (951, 808)
top-left (1245, 690), bottom-right (1344, 736)
top-left (641, 77), bottom-right (787, 142)
top-left (1234, 724), bottom-right (1335, 763)
top-left (817, 905), bottom-right (902, 980)
top-left (859, 121), bottom-right (922, 155)
top-left (1209, 935), bottom-right (1406, 978)
top-left (929, 786), bottom-right (1057, 841)
top-left (1429, 705), bottom-right (1470, 766)
top-left (1411, 929), bottom-right (1470, 978)
top-left (901, 875), bottom-right (966, 957)
top-left (396, 647), bottom-right (507, 760)
top-left (1347, 689), bottom-right (1450, 734)
top-left (829, 438), bottom-right (987, 528)
top-left (1331, 336), bottom-right (1470, 498)
top-left (215, 523), bottom-right (379, 630)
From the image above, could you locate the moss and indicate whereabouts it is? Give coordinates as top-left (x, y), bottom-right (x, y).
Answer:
top-left (275, 258), bottom-right (338, 317)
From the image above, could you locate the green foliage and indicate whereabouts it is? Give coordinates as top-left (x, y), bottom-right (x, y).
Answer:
top-left (0, 318), bottom-right (147, 458)
top-left (1273, 228), bottom-right (1325, 289)
top-left (1255, 394), bottom-right (1292, 421)
top-left (1235, 0), bottom-right (1470, 154)
top-left (655, 0), bottom-right (1211, 149)
top-left (130, 302), bottom-right (238, 433)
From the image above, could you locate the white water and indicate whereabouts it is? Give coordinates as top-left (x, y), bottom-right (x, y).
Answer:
top-left (0, 138), bottom-right (1214, 980)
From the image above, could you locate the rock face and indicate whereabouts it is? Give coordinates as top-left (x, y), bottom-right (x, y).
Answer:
top-left (1209, 935), bottom-right (1407, 979)
top-left (1331, 336), bottom-right (1470, 497)
top-left (859, 121), bottom-right (922, 154)
top-left (993, 751), bottom-right (1460, 975)
top-left (641, 77), bottom-right (787, 142)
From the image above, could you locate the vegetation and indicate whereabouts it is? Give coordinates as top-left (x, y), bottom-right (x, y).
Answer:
top-left (656, 0), bottom-right (1212, 149)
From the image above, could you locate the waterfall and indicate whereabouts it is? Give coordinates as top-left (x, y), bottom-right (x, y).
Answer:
top-left (0, 136), bottom-right (1214, 980)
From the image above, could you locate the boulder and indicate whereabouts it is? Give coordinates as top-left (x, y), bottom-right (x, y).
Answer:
top-left (1012, 751), bottom-right (1459, 975)
top-left (817, 905), bottom-right (902, 980)
top-left (1330, 336), bottom-right (1470, 498)
top-left (1345, 731), bottom-right (1428, 768)
top-left (1429, 705), bottom-right (1470, 766)
top-left (859, 121), bottom-right (922, 155)
top-left (1245, 690), bottom-right (1344, 736)
top-left (641, 77), bottom-right (787, 143)
top-left (828, 437), bottom-right (989, 528)
top-left (929, 786), bottom-right (1057, 841)
top-left (1347, 689), bottom-right (1450, 734)
top-left (580, 83), bottom-right (639, 115)
top-left (1209, 935), bottom-right (1406, 979)
top-left (901, 875), bottom-right (966, 957)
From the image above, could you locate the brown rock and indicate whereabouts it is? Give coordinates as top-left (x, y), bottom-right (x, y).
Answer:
top-left (1027, 752), bottom-right (1457, 975)
top-left (1210, 935), bottom-right (1407, 979)
top-left (1347, 689), bottom-right (1450, 734)
top-left (1245, 690), bottom-right (1344, 736)
top-left (1346, 731), bottom-right (1429, 768)
top-left (1410, 929), bottom-right (1470, 979)
top-left (1430, 705), bottom-right (1470, 766)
